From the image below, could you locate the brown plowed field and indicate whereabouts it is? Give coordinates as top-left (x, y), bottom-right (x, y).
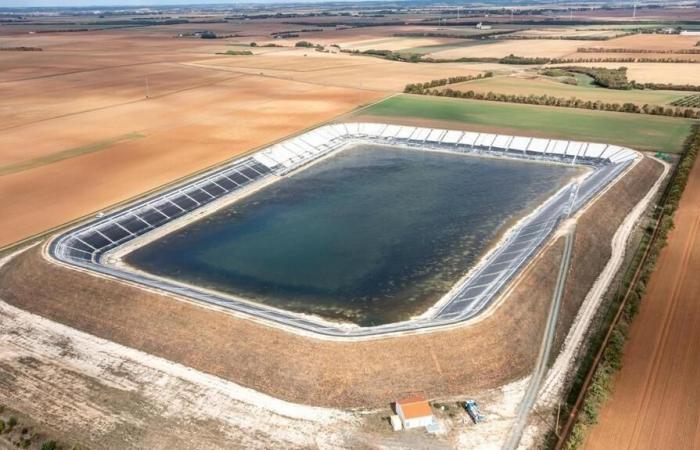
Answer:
top-left (0, 26), bottom-right (499, 249)
top-left (585, 157), bottom-right (700, 449)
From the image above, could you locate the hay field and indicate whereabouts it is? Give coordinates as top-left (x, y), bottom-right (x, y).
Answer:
top-left (360, 95), bottom-right (695, 152)
top-left (444, 75), bottom-right (687, 105)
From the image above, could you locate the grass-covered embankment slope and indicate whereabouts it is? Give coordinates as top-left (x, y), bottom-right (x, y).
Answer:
top-left (360, 95), bottom-right (695, 153)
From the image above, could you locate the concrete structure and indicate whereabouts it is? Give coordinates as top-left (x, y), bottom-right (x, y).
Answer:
top-left (390, 415), bottom-right (402, 431)
top-left (48, 122), bottom-right (638, 338)
top-left (395, 395), bottom-right (434, 429)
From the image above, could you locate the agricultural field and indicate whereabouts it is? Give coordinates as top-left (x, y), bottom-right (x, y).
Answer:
top-left (359, 94), bottom-right (695, 152)
top-left (671, 94), bottom-right (700, 108)
top-left (584, 131), bottom-right (700, 450)
top-left (425, 38), bottom-right (584, 59)
top-left (1, 2), bottom-right (700, 450)
top-left (550, 62), bottom-right (700, 84)
top-left (442, 73), bottom-right (688, 106)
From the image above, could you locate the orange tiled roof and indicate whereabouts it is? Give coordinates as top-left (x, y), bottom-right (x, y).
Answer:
top-left (397, 395), bottom-right (432, 419)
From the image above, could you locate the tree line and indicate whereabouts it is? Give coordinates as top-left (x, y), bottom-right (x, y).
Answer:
top-left (404, 72), bottom-right (494, 94)
top-left (577, 47), bottom-right (700, 54)
top-left (564, 124), bottom-right (700, 449)
top-left (344, 48), bottom-right (700, 65)
top-left (559, 66), bottom-right (700, 92)
top-left (403, 79), bottom-right (700, 119)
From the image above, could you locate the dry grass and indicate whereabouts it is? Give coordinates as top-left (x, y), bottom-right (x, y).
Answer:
top-left (554, 157), bottom-right (664, 353)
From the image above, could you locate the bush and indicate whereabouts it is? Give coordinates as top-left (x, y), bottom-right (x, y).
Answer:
top-left (0, 419), bottom-right (5, 433)
top-left (294, 41), bottom-right (314, 48)
top-left (217, 50), bottom-right (253, 56)
top-left (41, 441), bottom-right (57, 450)
top-left (7, 416), bottom-right (17, 430)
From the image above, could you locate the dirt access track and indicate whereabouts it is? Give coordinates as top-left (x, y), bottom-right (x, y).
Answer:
top-left (584, 152), bottom-right (700, 449)
top-left (0, 156), bottom-right (661, 408)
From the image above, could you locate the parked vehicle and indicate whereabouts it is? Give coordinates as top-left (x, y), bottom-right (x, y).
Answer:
top-left (464, 400), bottom-right (485, 424)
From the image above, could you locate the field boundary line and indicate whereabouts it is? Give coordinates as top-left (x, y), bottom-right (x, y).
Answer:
top-left (554, 133), bottom-right (697, 448)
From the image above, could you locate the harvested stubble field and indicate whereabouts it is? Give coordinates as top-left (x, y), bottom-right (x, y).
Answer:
top-left (419, 32), bottom-right (700, 62)
top-left (591, 33), bottom-right (700, 51)
top-left (426, 39), bottom-right (584, 59)
top-left (0, 71), bottom-right (383, 248)
top-left (358, 95), bottom-right (695, 152)
top-left (1, 25), bottom-right (522, 248)
top-left (558, 62), bottom-right (700, 85)
top-left (186, 50), bottom-right (488, 91)
top-left (0, 33), bottom-right (470, 248)
top-left (442, 75), bottom-right (686, 106)
top-left (0, 154), bottom-right (659, 409)
top-left (584, 137), bottom-right (700, 450)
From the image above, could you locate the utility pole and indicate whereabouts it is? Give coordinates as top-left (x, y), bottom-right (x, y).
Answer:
top-left (633, 2), bottom-right (637, 18)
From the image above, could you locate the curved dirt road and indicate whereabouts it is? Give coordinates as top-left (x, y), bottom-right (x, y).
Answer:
top-left (584, 157), bottom-right (700, 450)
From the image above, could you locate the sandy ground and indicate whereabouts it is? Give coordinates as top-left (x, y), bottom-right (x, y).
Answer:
top-left (584, 156), bottom-right (700, 448)
top-left (0, 290), bottom-right (357, 449)
top-left (0, 283), bottom-right (542, 449)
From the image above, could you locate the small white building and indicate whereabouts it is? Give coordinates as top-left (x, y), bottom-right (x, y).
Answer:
top-left (395, 395), bottom-right (434, 429)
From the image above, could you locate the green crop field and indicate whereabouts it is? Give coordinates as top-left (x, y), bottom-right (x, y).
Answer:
top-left (360, 95), bottom-right (696, 153)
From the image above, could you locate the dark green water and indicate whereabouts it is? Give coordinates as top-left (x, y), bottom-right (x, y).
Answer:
top-left (127, 145), bottom-right (577, 326)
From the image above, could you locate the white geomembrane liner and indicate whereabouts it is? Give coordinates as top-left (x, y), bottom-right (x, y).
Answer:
top-left (49, 122), bottom-right (638, 338)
